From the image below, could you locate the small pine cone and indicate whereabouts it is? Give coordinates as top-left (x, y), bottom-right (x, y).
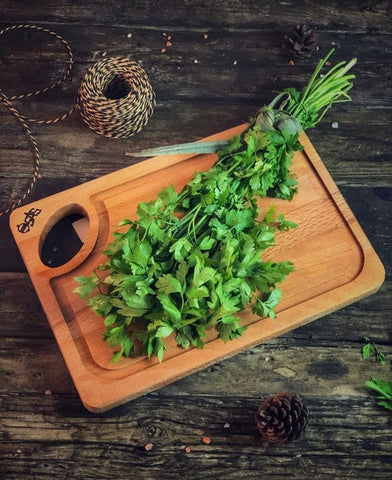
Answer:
top-left (255, 392), bottom-right (309, 444)
top-left (282, 24), bottom-right (318, 57)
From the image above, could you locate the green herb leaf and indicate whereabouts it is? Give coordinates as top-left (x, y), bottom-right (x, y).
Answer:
top-left (74, 272), bottom-right (99, 298)
top-left (365, 378), bottom-right (392, 411)
top-left (155, 324), bottom-right (175, 338)
top-left (199, 236), bottom-right (215, 251)
top-left (156, 274), bottom-right (183, 295)
top-left (362, 336), bottom-right (387, 365)
top-left (157, 293), bottom-right (182, 324)
top-left (104, 313), bottom-right (117, 327)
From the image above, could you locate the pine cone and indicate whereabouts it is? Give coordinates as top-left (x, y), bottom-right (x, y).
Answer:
top-left (255, 392), bottom-right (309, 444)
top-left (282, 24), bottom-right (318, 57)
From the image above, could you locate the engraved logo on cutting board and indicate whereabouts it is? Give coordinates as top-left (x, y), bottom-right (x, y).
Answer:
top-left (17, 207), bottom-right (42, 234)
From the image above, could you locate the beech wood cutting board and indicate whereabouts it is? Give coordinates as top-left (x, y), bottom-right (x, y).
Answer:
top-left (10, 124), bottom-right (385, 412)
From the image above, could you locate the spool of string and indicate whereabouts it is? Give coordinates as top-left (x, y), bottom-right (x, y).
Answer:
top-left (77, 56), bottom-right (155, 138)
top-left (0, 24), bottom-right (156, 216)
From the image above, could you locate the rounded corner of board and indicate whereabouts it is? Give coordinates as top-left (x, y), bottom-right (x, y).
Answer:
top-left (363, 252), bottom-right (386, 293)
top-left (81, 400), bottom-right (110, 414)
top-left (79, 389), bottom-right (136, 413)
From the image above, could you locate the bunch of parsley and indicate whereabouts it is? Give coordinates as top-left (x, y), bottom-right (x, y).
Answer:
top-left (75, 50), bottom-right (356, 362)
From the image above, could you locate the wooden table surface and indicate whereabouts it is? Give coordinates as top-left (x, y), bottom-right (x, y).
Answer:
top-left (0, 1), bottom-right (391, 479)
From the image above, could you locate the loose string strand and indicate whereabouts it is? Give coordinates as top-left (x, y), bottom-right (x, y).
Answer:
top-left (0, 89), bottom-right (41, 216)
top-left (0, 24), bottom-right (76, 124)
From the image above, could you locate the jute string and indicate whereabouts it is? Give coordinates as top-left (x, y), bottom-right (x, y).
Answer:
top-left (0, 24), bottom-right (156, 216)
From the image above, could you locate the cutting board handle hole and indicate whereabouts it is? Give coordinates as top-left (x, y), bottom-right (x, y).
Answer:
top-left (39, 205), bottom-right (90, 268)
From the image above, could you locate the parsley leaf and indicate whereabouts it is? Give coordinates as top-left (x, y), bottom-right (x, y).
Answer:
top-left (365, 378), bottom-right (392, 411)
top-left (74, 272), bottom-right (99, 299)
top-left (362, 336), bottom-right (387, 365)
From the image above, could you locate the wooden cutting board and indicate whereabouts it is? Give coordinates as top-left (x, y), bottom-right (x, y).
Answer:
top-left (9, 124), bottom-right (385, 412)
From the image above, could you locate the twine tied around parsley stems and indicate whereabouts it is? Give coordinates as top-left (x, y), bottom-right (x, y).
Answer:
top-left (0, 24), bottom-right (156, 217)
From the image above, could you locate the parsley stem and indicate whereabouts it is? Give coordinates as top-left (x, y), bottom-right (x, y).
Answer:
top-left (285, 49), bottom-right (356, 130)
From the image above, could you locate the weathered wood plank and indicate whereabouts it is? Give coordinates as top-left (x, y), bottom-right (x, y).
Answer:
top-left (0, 104), bottom-right (390, 199)
top-left (1, 111), bottom-right (390, 192)
top-left (0, 273), bottom-right (51, 338)
top-left (1, 445), bottom-right (391, 480)
top-left (0, 114), bottom-right (390, 209)
top-left (0, 0), bottom-right (391, 32)
top-left (1, 103), bottom-right (390, 166)
top-left (0, 395), bottom-right (391, 479)
top-left (1, 395), bottom-right (391, 451)
top-left (0, 25), bottom-right (390, 105)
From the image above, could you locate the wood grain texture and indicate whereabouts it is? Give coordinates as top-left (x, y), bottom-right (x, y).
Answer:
top-left (0, 0), bottom-right (391, 478)
top-left (0, 0), bottom-right (391, 31)
top-left (1, 394), bottom-right (391, 480)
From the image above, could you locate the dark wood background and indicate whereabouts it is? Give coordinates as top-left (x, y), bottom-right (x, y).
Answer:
top-left (1, 1), bottom-right (391, 479)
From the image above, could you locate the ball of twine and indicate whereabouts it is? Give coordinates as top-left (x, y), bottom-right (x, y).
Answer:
top-left (0, 25), bottom-right (156, 216)
top-left (77, 57), bottom-right (156, 139)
